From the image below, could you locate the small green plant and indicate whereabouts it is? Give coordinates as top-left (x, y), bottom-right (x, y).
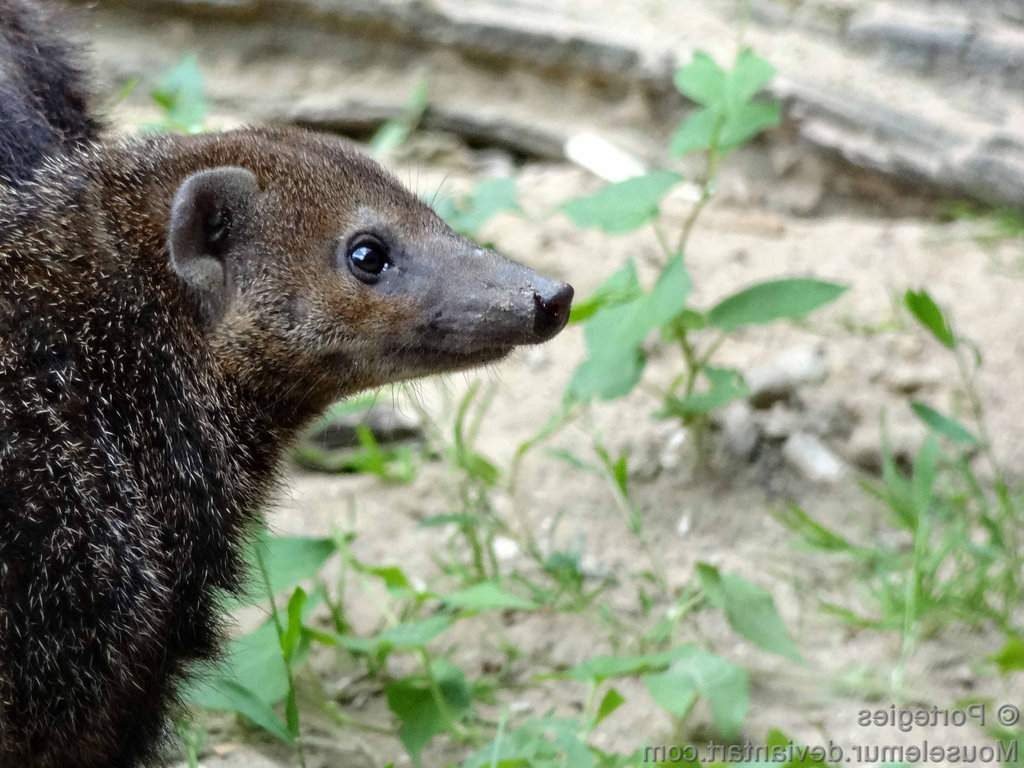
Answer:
top-left (780, 289), bottom-right (1022, 691)
top-left (371, 78), bottom-right (429, 158)
top-left (942, 200), bottom-right (1024, 246)
top-left (147, 55), bottom-right (208, 134)
top-left (434, 176), bottom-right (520, 239)
top-left (293, 397), bottom-right (420, 482)
top-left (560, 49), bottom-right (846, 467)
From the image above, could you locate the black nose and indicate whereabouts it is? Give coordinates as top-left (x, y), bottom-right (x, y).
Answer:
top-left (533, 282), bottom-right (574, 341)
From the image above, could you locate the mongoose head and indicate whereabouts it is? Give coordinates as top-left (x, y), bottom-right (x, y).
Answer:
top-left (153, 128), bottom-right (572, 416)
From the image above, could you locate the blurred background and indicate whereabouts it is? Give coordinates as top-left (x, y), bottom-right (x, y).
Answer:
top-left (74, 1), bottom-right (1024, 766)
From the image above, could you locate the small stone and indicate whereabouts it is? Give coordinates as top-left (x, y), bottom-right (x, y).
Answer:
top-left (493, 536), bottom-right (520, 561)
top-left (844, 420), bottom-right (923, 474)
top-left (564, 132), bottom-right (646, 183)
top-left (777, 177), bottom-right (826, 217)
top-left (806, 399), bottom-right (860, 441)
top-left (720, 401), bottom-right (760, 460)
top-left (761, 404), bottom-right (802, 440)
top-left (746, 345), bottom-right (829, 408)
top-left (510, 700), bottom-right (532, 714)
top-left (658, 428), bottom-right (688, 471)
top-left (474, 149), bottom-right (517, 179)
top-left (773, 153), bottom-right (828, 216)
top-left (770, 142), bottom-right (803, 177)
top-left (676, 513), bottom-right (691, 538)
top-left (783, 432), bottom-right (845, 483)
top-left (882, 363), bottom-right (943, 395)
top-left (306, 404), bottom-right (422, 450)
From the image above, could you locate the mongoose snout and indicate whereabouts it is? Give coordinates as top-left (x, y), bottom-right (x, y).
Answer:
top-left (533, 281), bottom-right (575, 340)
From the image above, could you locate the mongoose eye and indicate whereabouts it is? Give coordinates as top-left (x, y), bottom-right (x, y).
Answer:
top-left (346, 237), bottom-right (391, 283)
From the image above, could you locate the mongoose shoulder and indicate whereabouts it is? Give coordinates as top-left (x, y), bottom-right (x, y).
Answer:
top-left (0, 13), bottom-right (572, 768)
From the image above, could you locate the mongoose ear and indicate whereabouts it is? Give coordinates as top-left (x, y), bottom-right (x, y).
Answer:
top-left (169, 166), bottom-right (259, 326)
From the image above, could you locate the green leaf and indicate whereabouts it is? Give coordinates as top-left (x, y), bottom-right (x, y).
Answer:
top-left (644, 648), bottom-right (749, 739)
top-left (774, 504), bottom-right (857, 553)
top-left (436, 178), bottom-right (519, 237)
top-left (149, 55), bottom-right (207, 133)
top-left (677, 308), bottom-right (709, 332)
top-left (708, 278), bottom-right (847, 331)
top-left (459, 177), bottom-right (519, 234)
top-left (644, 669), bottom-right (698, 717)
top-left (911, 401), bottom-right (979, 446)
top-left (567, 344), bottom-right (644, 401)
top-left (443, 582), bottom-right (536, 612)
top-left (187, 623), bottom-right (288, 709)
top-left (371, 78), bottom-right (429, 156)
top-left (186, 586), bottom-right (322, 713)
top-left (457, 450), bottom-right (501, 487)
top-left (361, 564), bottom-right (416, 594)
top-left (285, 685), bottom-right (300, 740)
top-left (765, 729), bottom-right (833, 767)
top-left (591, 255), bottom-right (690, 352)
top-left (904, 289), bottom-right (956, 349)
top-left (562, 171), bottom-right (682, 234)
top-left (697, 563), bottom-right (802, 661)
top-left (992, 635), bottom-right (1024, 674)
top-left (189, 679), bottom-right (293, 743)
top-left (330, 615), bottom-right (453, 660)
top-left (727, 49), bottom-right (776, 108)
top-left (239, 533), bottom-right (336, 605)
top-left (720, 101), bottom-right (782, 149)
top-left (376, 615), bottom-right (452, 651)
top-left (282, 587), bottom-right (307, 663)
top-left (663, 366), bottom-right (749, 417)
top-left (674, 52), bottom-right (727, 106)
top-left (672, 50), bottom-right (779, 156)
top-left (563, 647), bottom-right (690, 683)
top-left (386, 662), bottom-right (471, 764)
top-left (595, 688), bottom-right (626, 725)
top-left (671, 107), bottom-right (718, 156)
top-left (911, 435), bottom-right (940, 514)
top-left (644, 254), bottom-right (693, 328)
top-left (568, 256), bottom-right (691, 401)
top-left (569, 261), bottom-right (641, 324)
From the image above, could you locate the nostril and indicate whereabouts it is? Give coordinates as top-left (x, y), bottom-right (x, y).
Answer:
top-left (533, 282), bottom-right (575, 340)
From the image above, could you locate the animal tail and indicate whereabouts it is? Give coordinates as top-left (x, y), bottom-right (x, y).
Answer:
top-left (0, 0), bottom-right (99, 185)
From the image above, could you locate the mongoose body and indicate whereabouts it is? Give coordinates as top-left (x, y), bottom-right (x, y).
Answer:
top-left (0, 9), bottom-right (572, 767)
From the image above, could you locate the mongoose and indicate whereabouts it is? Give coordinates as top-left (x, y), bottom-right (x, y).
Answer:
top-left (0, 5), bottom-right (574, 767)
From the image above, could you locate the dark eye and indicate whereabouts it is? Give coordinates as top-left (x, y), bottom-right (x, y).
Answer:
top-left (346, 237), bottom-right (391, 283)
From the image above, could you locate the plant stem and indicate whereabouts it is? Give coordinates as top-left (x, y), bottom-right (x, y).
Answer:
top-left (419, 649), bottom-right (470, 740)
top-left (321, 701), bottom-right (395, 735)
top-left (653, 220), bottom-right (675, 261)
top-left (676, 117), bottom-right (725, 257)
top-left (255, 544), bottom-right (308, 768)
top-left (953, 343), bottom-right (1022, 610)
